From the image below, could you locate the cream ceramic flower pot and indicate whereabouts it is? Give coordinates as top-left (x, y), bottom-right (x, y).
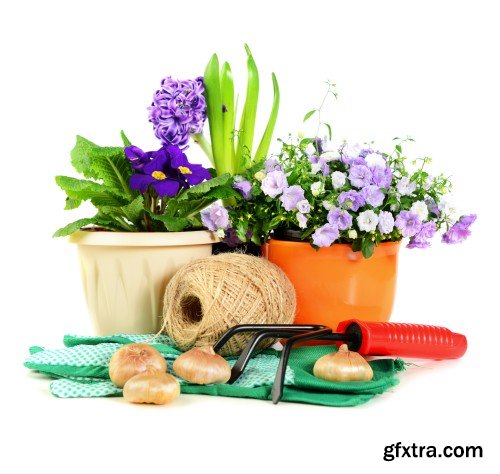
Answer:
top-left (69, 230), bottom-right (218, 335)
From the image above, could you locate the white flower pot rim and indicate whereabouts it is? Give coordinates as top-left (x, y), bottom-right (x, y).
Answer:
top-left (68, 229), bottom-right (219, 247)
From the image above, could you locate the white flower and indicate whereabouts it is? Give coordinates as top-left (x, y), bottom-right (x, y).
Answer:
top-left (341, 142), bottom-right (362, 159)
top-left (348, 229), bottom-right (358, 239)
top-left (311, 181), bottom-right (324, 196)
top-left (440, 200), bottom-right (460, 222)
top-left (423, 176), bottom-right (434, 190)
top-left (254, 171), bottom-right (266, 181)
top-left (296, 199), bottom-right (311, 213)
top-left (365, 152), bottom-right (386, 169)
top-left (305, 143), bottom-right (316, 156)
top-left (296, 212), bottom-right (308, 229)
top-left (357, 210), bottom-right (379, 232)
top-left (311, 162), bottom-right (322, 174)
top-left (216, 228), bottom-right (226, 238)
top-left (410, 201), bottom-right (429, 221)
top-left (323, 200), bottom-right (335, 211)
top-left (331, 171), bottom-right (347, 190)
top-left (320, 151), bottom-right (339, 162)
top-left (390, 203), bottom-right (399, 212)
top-left (396, 176), bottom-right (416, 196)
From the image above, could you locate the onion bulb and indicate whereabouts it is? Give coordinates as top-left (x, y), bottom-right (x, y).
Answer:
top-left (109, 343), bottom-right (166, 387)
top-left (313, 344), bottom-right (373, 382)
top-left (173, 346), bottom-right (231, 385)
top-left (123, 372), bottom-right (180, 405)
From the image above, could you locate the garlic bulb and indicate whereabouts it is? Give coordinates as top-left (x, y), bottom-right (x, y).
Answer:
top-left (123, 372), bottom-right (180, 405)
top-left (109, 343), bottom-right (167, 388)
top-left (173, 346), bottom-right (231, 385)
top-left (313, 344), bottom-right (373, 382)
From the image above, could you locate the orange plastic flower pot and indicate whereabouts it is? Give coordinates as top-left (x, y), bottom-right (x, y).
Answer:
top-left (263, 239), bottom-right (400, 329)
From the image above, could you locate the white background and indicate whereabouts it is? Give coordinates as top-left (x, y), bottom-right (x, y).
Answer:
top-left (1, 0), bottom-right (499, 472)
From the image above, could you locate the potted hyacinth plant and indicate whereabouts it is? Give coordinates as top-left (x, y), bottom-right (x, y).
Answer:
top-left (200, 123), bottom-right (476, 329)
top-left (55, 75), bottom-right (241, 336)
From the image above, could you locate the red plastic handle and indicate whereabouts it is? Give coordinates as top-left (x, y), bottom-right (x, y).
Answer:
top-left (336, 319), bottom-right (467, 359)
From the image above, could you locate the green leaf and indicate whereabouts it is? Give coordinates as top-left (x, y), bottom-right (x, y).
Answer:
top-left (120, 130), bottom-right (132, 147)
top-left (235, 220), bottom-right (249, 242)
top-left (220, 61), bottom-right (236, 172)
top-left (119, 196), bottom-right (144, 224)
top-left (303, 109), bottom-right (317, 122)
top-left (148, 212), bottom-right (190, 232)
top-left (55, 176), bottom-right (128, 208)
top-left (323, 122), bottom-right (332, 140)
top-left (70, 135), bottom-right (133, 199)
top-left (64, 197), bottom-right (82, 210)
top-left (361, 237), bottom-right (374, 258)
top-left (53, 218), bottom-right (98, 237)
top-left (204, 54), bottom-right (225, 174)
top-left (254, 72), bottom-right (280, 163)
top-left (352, 238), bottom-right (362, 252)
top-left (177, 174), bottom-right (232, 201)
top-left (236, 45), bottom-right (259, 172)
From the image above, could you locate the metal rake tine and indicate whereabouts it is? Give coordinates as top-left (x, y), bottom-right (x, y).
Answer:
top-left (228, 329), bottom-right (307, 384)
top-left (213, 324), bottom-right (324, 354)
top-left (271, 328), bottom-right (334, 404)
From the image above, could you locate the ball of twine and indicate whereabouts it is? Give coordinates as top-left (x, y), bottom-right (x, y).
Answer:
top-left (160, 253), bottom-right (296, 356)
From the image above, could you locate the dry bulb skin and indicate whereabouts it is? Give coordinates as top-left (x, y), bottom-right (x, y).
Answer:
top-left (123, 372), bottom-right (180, 405)
top-left (173, 346), bottom-right (231, 385)
top-left (109, 343), bottom-right (167, 388)
top-left (313, 344), bottom-right (374, 382)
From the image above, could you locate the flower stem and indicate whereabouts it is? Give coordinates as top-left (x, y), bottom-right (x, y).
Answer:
top-left (191, 133), bottom-right (214, 165)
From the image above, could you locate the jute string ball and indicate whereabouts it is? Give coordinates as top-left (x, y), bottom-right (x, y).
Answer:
top-left (160, 253), bottom-right (296, 356)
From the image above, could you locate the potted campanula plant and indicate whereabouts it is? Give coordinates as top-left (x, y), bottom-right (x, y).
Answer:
top-left (199, 86), bottom-right (476, 328)
top-left (55, 76), bottom-right (239, 335)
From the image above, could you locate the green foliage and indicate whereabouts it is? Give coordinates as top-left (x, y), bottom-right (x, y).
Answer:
top-left (198, 45), bottom-right (280, 176)
top-left (55, 134), bottom-right (237, 236)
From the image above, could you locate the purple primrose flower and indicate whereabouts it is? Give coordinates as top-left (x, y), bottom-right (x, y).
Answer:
top-left (126, 145), bottom-right (210, 197)
top-left (265, 157), bottom-right (281, 172)
top-left (201, 204), bottom-right (230, 231)
top-left (261, 170), bottom-right (288, 197)
top-left (312, 223), bottom-right (340, 247)
top-left (395, 211), bottom-right (422, 237)
top-left (442, 214), bottom-right (477, 244)
top-left (371, 166), bottom-right (393, 188)
top-left (280, 185), bottom-right (305, 211)
top-left (148, 76), bottom-right (206, 147)
top-left (337, 190), bottom-right (366, 212)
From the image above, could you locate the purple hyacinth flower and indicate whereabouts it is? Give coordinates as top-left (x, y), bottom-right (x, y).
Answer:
top-left (372, 166), bottom-right (393, 189)
top-left (377, 211), bottom-right (395, 234)
top-left (201, 204), bottom-right (230, 231)
top-left (312, 223), bottom-right (340, 247)
top-left (349, 164), bottom-right (373, 188)
top-left (407, 221), bottom-right (437, 249)
top-left (233, 178), bottom-right (253, 199)
top-left (124, 146), bottom-right (153, 170)
top-left (261, 170), bottom-right (288, 197)
top-left (148, 76), bottom-right (206, 147)
top-left (280, 185), bottom-right (305, 211)
top-left (361, 185), bottom-right (385, 207)
top-left (327, 208), bottom-right (353, 230)
top-left (337, 190), bottom-right (366, 212)
top-left (395, 211), bottom-right (422, 237)
top-left (442, 214), bottom-right (477, 244)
